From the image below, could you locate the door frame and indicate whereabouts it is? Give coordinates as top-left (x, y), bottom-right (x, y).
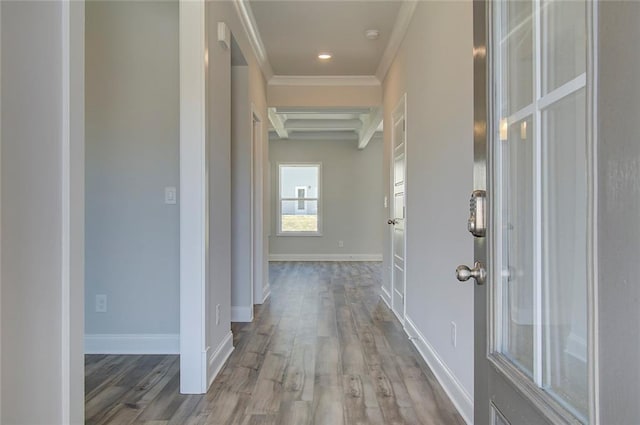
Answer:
top-left (251, 105), bottom-right (266, 305)
top-left (472, 1), bottom-right (489, 421)
top-left (390, 93), bottom-right (407, 323)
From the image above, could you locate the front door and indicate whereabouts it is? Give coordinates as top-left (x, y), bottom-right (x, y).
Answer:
top-left (390, 94), bottom-right (407, 322)
top-left (465, 1), bottom-right (595, 424)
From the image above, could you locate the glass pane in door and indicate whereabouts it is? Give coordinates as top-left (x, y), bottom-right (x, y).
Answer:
top-left (542, 88), bottom-right (588, 420)
top-left (500, 116), bottom-right (535, 376)
top-left (499, 0), bottom-right (534, 115)
top-left (541, 0), bottom-right (586, 94)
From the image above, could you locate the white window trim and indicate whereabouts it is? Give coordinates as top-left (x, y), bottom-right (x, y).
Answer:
top-left (277, 162), bottom-right (323, 236)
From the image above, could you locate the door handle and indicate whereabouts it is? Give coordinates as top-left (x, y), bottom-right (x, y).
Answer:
top-left (388, 219), bottom-right (398, 225)
top-left (455, 261), bottom-right (486, 285)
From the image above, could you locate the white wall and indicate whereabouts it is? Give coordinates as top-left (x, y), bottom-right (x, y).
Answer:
top-left (231, 65), bottom-right (253, 320)
top-left (1, 1), bottom-right (84, 423)
top-left (382, 2), bottom-right (474, 422)
top-left (269, 138), bottom-right (384, 260)
top-left (85, 1), bottom-right (180, 352)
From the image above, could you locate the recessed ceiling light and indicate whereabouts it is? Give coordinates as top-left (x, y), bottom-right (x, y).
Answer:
top-left (318, 52), bottom-right (332, 60)
top-left (365, 29), bottom-right (380, 40)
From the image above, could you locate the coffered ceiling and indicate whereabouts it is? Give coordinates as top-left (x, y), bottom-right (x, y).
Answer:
top-left (233, 1), bottom-right (415, 146)
top-left (268, 107), bottom-right (383, 149)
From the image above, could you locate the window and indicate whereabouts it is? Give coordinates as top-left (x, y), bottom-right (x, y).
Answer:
top-left (278, 164), bottom-right (321, 235)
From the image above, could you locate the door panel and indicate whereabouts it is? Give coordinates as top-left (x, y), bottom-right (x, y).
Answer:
top-left (391, 95), bottom-right (407, 322)
top-left (472, 0), bottom-right (593, 424)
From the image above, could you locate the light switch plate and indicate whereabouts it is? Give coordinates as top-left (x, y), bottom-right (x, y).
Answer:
top-left (165, 187), bottom-right (177, 204)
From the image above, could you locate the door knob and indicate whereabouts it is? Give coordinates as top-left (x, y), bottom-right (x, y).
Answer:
top-left (455, 261), bottom-right (486, 285)
top-left (388, 219), bottom-right (398, 225)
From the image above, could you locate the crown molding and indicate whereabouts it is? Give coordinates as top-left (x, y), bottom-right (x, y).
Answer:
top-left (232, 0), bottom-right (274, 80)
top-left (376, 0), bottom-right (418, 82)
top-left (268, 75), bottom-right (381, 87)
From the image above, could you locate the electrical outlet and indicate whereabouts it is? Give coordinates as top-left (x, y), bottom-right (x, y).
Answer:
top-left (96, 294), bottom-right (107, 313)
top-left (338, 240), bottom-right (344, 248)
top-left (215, 304), bottom-right (221, 325)
top-left (450, 322), bottom-right (457, 347)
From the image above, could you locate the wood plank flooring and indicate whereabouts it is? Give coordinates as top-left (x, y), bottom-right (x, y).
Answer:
top-left (85, 261), bottom-right (465, 425)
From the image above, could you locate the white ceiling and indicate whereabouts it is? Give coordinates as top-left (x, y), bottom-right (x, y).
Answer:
top-left (248, 1), bottom-right (403, 76)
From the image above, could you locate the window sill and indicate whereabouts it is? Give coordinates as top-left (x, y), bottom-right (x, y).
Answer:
top-left (276, 232), bottom-right (323, 237)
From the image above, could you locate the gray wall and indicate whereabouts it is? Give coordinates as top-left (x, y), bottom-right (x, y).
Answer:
top-left (382, 0), bottom-right (475, 416)
top-left (1, 1), bottom-right (84, 422)
top-left (597, 2), bottom-right (640, 423)
top-left (231, 65), bottom-right (251, 313)
top-left (85, 1), bottom-right (180, 337)
top-left (269, 138), bottom-right (384, 258)
top-left (206, 0), bottom-right (270, 352)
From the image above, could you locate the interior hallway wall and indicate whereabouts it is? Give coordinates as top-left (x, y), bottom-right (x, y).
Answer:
top-left (1, 1), bottom-right (84, 423)
top-left (231, 65), bottom-right (253, 320)
top-left (269, 138), bottom-right (384, 259)
top-left (382, 1), bottom-right (474, 422)
top-left (85, 1), bottom-right (180, 352)
top-left (206, 1), bottom-right (269, 377)
top-left (597, 2), bottom-right (640, 422)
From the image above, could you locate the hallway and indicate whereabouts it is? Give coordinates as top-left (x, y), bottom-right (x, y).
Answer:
top-left (85, 262), bottom-right (464, 424)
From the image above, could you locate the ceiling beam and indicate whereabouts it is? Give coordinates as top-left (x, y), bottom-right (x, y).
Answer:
top-left (275, 107), bottom-right (372, 115)
top-left (358, 107), bottom-right (383, 150)
top-left (270, 131), bottom-right (359, 142)
top-left (284, 119), bottom-right (362, 131)
top-left (268, 108), bottom-right (288, 139)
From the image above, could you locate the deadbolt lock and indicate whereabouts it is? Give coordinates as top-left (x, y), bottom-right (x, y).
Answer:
top-left (468, 190), bottom-right (487, 237)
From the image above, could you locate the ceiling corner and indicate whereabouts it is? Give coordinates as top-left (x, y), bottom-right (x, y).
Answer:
top-left (375, 0), bottom-right (418, 83)
top-left (232, 0), bottom-right (274, 81)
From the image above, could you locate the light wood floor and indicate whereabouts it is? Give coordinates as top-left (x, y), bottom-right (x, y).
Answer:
top-left (85, 261), bottom-right (465, 425)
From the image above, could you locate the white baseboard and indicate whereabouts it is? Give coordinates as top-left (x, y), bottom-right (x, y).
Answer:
top-left (84, 333), bottom-right (179, 355)
top-left (565, 331), bottom-right (587, 363)
top-left (207, 331), bottom-right (234, 388)
top-left (380, 286), bottom-right (391, 308)
top-left (403, 316), bottom-right (473, 425)
top-left (262, 283), bottom-right (271, 303)
top-left (231, 306), bottom-right (253, 323)
top-left (269, 253), bottom-right (383, 262)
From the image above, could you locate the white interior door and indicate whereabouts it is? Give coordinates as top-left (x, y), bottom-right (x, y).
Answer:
top-left (467, 1), bottom-right (595, 424)
top-left (390, 95), bottom-right (407, 322)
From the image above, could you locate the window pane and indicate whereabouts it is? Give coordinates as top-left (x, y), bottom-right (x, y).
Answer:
top-left (281, 200), bottom-right (318, 233)
top-left (280, 166), bottom-right (318, 198)
top-left (542, 88), bottom-right (587, 420)
top-left (498, 0), bottom-right (534, 115)
top-left (499, 115), bottom-right (535, 377)
top-left (541, 0), bottom-right (586, 94)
